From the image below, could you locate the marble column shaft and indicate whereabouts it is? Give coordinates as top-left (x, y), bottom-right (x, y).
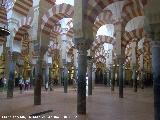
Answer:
top-left (88, 60), bottom-right (92, 95)
top-left (7, 52), bottom-right (16, 99)
top-left (123, 65), bottom-right (126, 88)
top-left (63, 66), bottom-right (68, 93)
top-left (118, 57), bottom-right (124, 98)
top-left (77, 49), bottom-right (87, 114)
top-left (152, 41), bottom-right (160, 120)
top-left (132, 65), bottom-right (137, 92)
top-left (34, 58), bottom-right (42, 105)
top-left (111, 65), bottom-right (115, 91)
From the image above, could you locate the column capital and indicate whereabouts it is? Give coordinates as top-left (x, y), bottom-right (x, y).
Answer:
top-left (73, 38), bottom-right (91, 50)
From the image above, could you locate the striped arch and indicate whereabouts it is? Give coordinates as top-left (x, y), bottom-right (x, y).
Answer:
top-left (139, 0), bottom-right (151, 7)
top-left (12, 0), bottom-right (33, 16)
top-left (125, 56), bottom-right (131, 65)
top-left (66, 40), bottom-right (75, 54)
top-left (122, 0), bottom-right (144, 27)
top-left (122, 28), bottom-right (144, 47)
top-left (46, 0), bottom-right (56, 5)
top-left (93, 10), bottom-right (112, 32)
top-left (0, 3), bottom-right (7, 24)
top-left (87, 0), bottom-right (117, 24)
top-left (0, 1), bottom-right (8, 43)
top-left (66, 19), bottom-right (73, 30)
top-left (92, 35), bottom-right (115, 51)
top-left (94, 45), bottom-right (106, 63)
top-left (13, 16), bottom-right (33, 41)
top-left (95, 55), bottom-right (106, 64)
top-left (66, 28), bottom-right (73, 38)
top-left (50, 25), bottom-right (62, 39)
top-left (41, 3), bottom-right (74, 35)
top-left (125, 42), bottom-right (132, 58)
top-left (66, 19), bottom-right (73, 37)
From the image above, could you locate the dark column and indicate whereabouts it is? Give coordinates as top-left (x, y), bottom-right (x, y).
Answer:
top-left (111, 64), bottom-right (115, 91)
top-left (63, 66), bottom-right (68, 93)
top-left (152, 41), bottom-right (160, 120)
top-left (109, 69), bottom-right (111, 87)
top-left (77, 49), bottom-right (87, 114)
top-left (34, 50), bottom-right (43, 105)
top-left (132, 65), bottom-right (137, 92)
top-left (123, 65), bottom-right (126, 88)
top-left (88, 57), bottom-right (92, 95)
top-left (118, 57), bottom-right (124, 98)
top-left (7, 52), bottom-right (16, 99)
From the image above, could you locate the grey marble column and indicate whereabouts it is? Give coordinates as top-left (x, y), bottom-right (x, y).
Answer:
top-left (92, 70), bottom-right (95, 89)
top-left (7, 52), bottom-right (16, 99)
top-left (34, 59), bottom-right (42, 105)
top-left (87, 57), bottom-right (92, 95)
top-left (152, 41), bottom-right (160, 120)
top-left (111, 65), bottom-right (115, 91)
top-left (123, 65), bottom-right (126, 88)
top-left (132, 65), bottom-right (137, 92)
top-left (77, 49), bottom-right (87, 114)
top-left (63, 66), bottom-right (68, 93)
top-left (118, 57), bottom-right (124, 98)
top-left (109, 69), bottom-right (111, 87)
top-left (34, 47), bottom-right (46, 105)
top-left (140, 69), bottom-right (145, 89)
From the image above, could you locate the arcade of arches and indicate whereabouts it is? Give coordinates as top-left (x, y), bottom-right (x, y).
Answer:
top-left (0, 0), bottom-right (160, 119)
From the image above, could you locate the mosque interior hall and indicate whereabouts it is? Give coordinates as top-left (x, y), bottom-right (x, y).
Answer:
top-left (0, 0), bottom-right (160, 120)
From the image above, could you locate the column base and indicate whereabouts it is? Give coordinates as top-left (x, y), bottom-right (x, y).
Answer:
top-left (7, 92), bottom-right (13, 99)
top-left (34, 96), bottom-right (41, 105)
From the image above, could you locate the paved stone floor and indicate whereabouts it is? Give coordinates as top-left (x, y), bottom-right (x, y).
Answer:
top-left (0, 86), bottom-right (154, 120)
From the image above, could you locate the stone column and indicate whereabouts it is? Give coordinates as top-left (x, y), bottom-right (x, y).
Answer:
top-left (73, 0), bottom-right (92, 114)
top-left (123, 65), bottom-right (126, 88)
top-left (131, 41), bottom-right (138, 92)
top-left (144, 1), bottom-right (160, 118)
top-left (77, 47), bottom-right (87, 114)
top-left (111, 64), bottom-right (116, 91)
top-left (140, 52), bottom-right (144, 89)
top-left (33, 0), bottom-right (51, 105)
top-left (34, 56), bottom-right (42, 105)
top-left (7, 52), bottom-right (17, 98)
top-left (132, 64), bottom-right (137, 92)
top-left (92, 66), bottom-right (96, 89)
top-left (118, 56), bottom-right (124, 98)
top-left (34, 47), bottom-right (47, 105)
top-left (110, 65), bottom-right (113, 91)
top-left (63, 66), bottom-right (68, 93)
top-left (61, 29), bottom-right (68, 93)
top-left (87, 56), bottom-right (92, 95)
top-left (114, 21), bottom-right (125, 96)
top-left (152, 40), bottom-right (160, 120)
top-left (108, 68), bottom-right (111, 87)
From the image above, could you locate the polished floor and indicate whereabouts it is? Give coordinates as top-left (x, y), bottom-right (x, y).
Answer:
top-left (0, 86), bottom-right (154, 120)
